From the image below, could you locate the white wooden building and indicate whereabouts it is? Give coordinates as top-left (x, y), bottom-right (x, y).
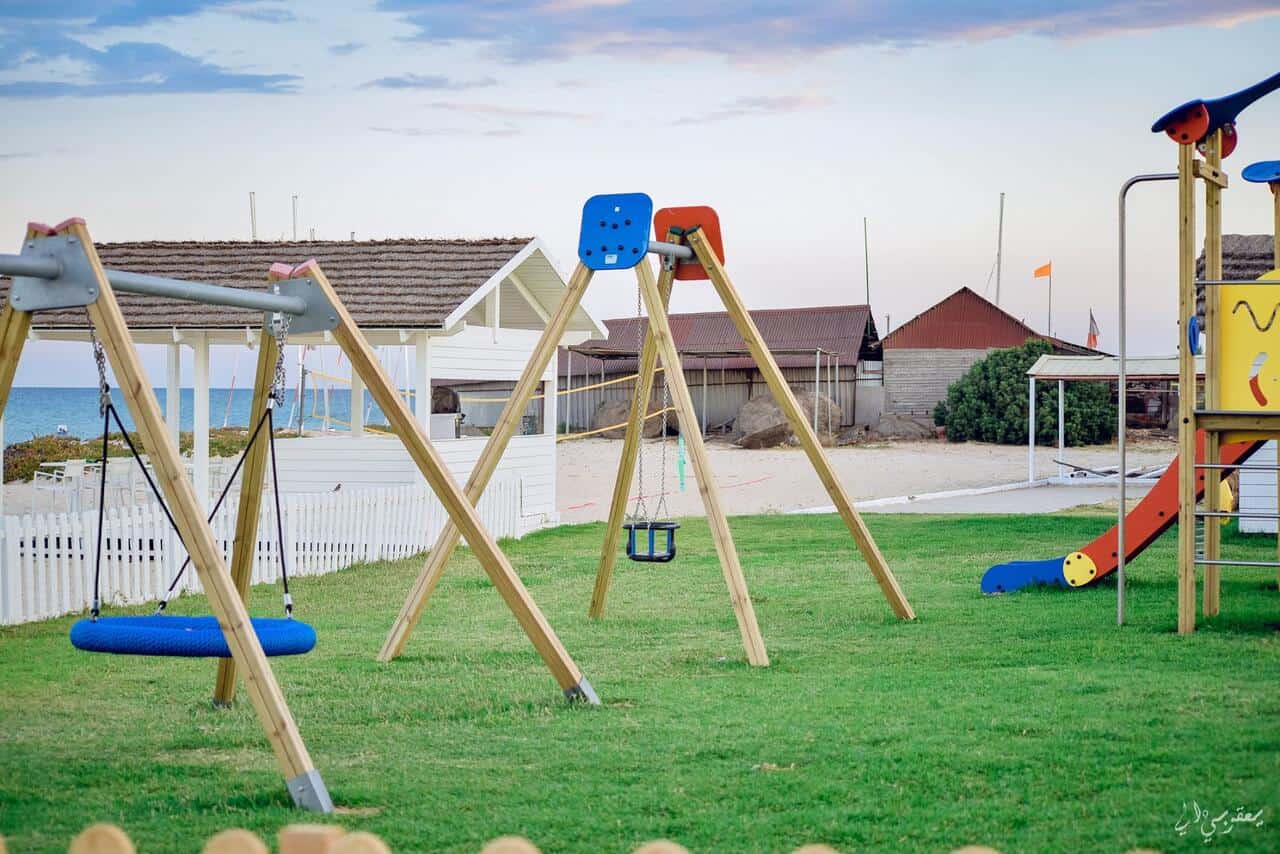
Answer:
top-left (5, 236), bottom-right (604, 536)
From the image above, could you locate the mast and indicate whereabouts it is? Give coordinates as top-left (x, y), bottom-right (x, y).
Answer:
top-left (995, 192), bottom-right (1005, 305)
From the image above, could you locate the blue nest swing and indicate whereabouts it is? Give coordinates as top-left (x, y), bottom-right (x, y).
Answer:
top-left (71, 400), bottom-right (315, 660)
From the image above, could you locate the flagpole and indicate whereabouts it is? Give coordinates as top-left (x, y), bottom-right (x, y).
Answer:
top-left (1047, 274), bottom-right (1053, 334)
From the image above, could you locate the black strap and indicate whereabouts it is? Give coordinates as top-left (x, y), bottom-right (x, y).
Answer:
top-left (90, 407), bottom-right (110, 619)
top-left (266, 408), bottom-right (293, 614)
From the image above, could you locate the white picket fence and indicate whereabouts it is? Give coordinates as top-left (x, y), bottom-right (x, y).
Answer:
top-left (0, 479), bottom-right (521, 625)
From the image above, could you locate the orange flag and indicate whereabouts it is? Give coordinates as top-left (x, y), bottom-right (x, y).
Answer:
top-left (1034, 262), bottom-right (1052, 278)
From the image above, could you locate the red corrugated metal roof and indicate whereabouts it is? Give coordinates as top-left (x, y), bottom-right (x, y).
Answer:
top-left (880, 286), bottom-right (1098, 351)
top-left (559, 304), bottom-right (874, 375)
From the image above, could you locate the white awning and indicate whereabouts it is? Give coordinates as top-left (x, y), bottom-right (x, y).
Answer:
top-left (1027, 353), bottom-right (1204, 381)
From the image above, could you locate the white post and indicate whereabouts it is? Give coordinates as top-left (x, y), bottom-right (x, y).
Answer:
top-left (1028, 376), bottom-right (1036, 484)
top-left (166, 340), bottom-right (181, 446)
top-left (565, 349), bottom-right (574, 431)
top-left (813, 350), bottom-right (820, 432)
top-left (1057, 379), bottom-right (1065, 481)
top-left (414, 332), bottom-right (431, 431)
top-left (350, 367), bottom-right (365, 437)
top-left (701, 360), bottom-right (708, 436)
top-left (193, 333), bottom-right (211, 510)
top-left (485, 288), bottom-right (500, 343)
top-left (543, 360), bottom-right (558, 437)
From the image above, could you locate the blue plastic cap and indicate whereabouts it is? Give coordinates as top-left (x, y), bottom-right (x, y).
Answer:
top-left (578, 193), bottom-right (653, 271)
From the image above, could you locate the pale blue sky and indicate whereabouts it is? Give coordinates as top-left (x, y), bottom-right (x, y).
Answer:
top-left (3, 1), bottom-right (1279, 387)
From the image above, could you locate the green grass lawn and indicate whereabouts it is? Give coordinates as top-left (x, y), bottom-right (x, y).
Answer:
top-left (1, 512), bottom-right (1278, 852)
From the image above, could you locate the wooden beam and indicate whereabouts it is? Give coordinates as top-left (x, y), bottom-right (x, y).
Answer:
top-left (1177, 143), bottom-right (1199, 635)
top-left (213, 326), bottom-right (281, 705)
top-left (589, 259), bottom-right (672, 619)
top-left (635, 249), bottom-right (769, 667)
top-left (0, 304), bottom-right (32, 422)
top-left (378, 262), bottom-right (594, 663)
top-left (63, 220), bottom-right (330, 810)
top-left (686, 228), bottom-right (916, 621)
top-left (1191, 159), bottom-right (1229, 189)
top-left (290, 260), bottom-right (596, 700)
top-left (1202, 131), bottom-right (1223, 617)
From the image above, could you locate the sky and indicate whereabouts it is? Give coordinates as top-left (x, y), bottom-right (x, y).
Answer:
top-left (2, 1), bottom-right (1280, 388)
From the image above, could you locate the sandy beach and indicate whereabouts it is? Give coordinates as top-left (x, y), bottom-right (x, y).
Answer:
top-left (556, 436), bottom-right (1176, 523)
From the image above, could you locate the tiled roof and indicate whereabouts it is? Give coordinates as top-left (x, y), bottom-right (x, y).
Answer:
top-left (560, 304), bottom-right (876, 375)
top-left (880, 286), bottom-right (1100, 354)
top-left (1, 238), bottom-right (533, 329)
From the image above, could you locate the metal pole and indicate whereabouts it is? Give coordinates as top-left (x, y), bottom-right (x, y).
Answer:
top-left (863, 217), bottom-right (871, 306)
top-left (249, 191), bottom-right (258, 241)
top-left (814, 350), bottom-right (820, 432)
top-left (566, 350), bottom-right (573, 431)
top-left (996, 192), bottom-right (1005, 306)
top-left (701, 360), bottom-right (708, 436)
top-left (0, 255), bottom-right (309, 316)
top-left (648, 240), bottom-right (695, 261)
top-left (1047, 274), bottom-right (1053, 334)
top-left (1117, 171), bottom-right (1178, 626)
top-left (1057, 379), bottom-right (1065, 481)
top-left (292, 195), bottom-right (299, 241)
top-left (1028, 376), bottom-right (1036, 483)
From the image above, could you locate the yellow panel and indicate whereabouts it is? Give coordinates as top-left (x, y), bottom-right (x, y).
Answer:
top-left (1217, 267), bottom-right (1280, 441)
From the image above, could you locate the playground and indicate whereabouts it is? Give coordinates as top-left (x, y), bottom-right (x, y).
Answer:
top-left (1, 47), bottom-right (1279, 851)
top-left (1, 510), bottom-right (1277, 852)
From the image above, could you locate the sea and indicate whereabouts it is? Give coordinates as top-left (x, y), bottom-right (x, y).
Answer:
top-left (2, 387), bottom-right (391, 446)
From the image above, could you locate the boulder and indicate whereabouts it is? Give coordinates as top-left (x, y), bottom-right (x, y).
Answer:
top-left (591, 399), bottom-right (666, 439)
top-left (875, 413), bottom-right (935, 440)
top-left (733, 391), bottom-right (839, 448)
top-left (432, 386), bottom-right (460, 414)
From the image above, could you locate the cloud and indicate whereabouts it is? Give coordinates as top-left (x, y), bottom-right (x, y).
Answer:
top-left (227, 5), bottom-right (297, 24)
top-left (329, 41), bottom-right (365, 56)
top-left (362, 72), bottom-right (498, 90)
top-left (0, 33), bottom-right (299, 97)
top-left (370, 124), bottom-right (520, 138)
top-left (0, 1), bottom-right (243, 29)
top-left (672, 94), bottom-right (831, 125)
top-left (423, 101), bottom-right (594, 120)
top-left (374, 0), bottom-right (1280, 61)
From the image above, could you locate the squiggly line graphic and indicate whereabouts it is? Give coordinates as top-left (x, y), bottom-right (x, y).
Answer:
top-left (1232, 300), bottom-right (1280, 332)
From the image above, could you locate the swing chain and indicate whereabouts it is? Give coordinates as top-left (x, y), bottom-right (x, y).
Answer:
top-left (654, 369), bottom-right (671, 521)
top-left (630, 280), bottom-right (649, 522)
top-left (90, 330), bottom-right (110, 415)
top-left (269, 308), bottom-right (291, 409)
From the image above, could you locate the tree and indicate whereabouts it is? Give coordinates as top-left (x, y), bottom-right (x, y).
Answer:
top-left (933, 340), bottom-right (1115, 446)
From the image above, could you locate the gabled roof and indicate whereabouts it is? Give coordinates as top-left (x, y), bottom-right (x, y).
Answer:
top-left (560, 304), bottom-right (877, 375)
top-left (1, 237), bottom-right (603, 337)
top-left (881, 286), bottom-right (1100, 354)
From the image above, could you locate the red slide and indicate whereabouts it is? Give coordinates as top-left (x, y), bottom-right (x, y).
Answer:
top-left (982, 433), bottom-right (1266, 593)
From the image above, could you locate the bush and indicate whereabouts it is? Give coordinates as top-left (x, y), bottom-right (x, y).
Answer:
top-left (936, 340), bottom-right (1116, 446)
top-left (3, 427), bottom-right (292, 483)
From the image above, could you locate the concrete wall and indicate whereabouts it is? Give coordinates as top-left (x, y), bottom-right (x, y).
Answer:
top-left (883, 348), bottom-right (993, 416)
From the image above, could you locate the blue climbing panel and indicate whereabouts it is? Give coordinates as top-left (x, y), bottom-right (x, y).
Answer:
top-left (578, 193), bottom-right (652, 271)
top-left (1243, 160), bottom-right (1280, 184)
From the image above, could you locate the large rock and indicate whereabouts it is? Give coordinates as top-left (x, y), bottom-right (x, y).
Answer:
top-left (432, 386), bottom-right (460, 414)
top-left (875, 413), bottom-right (935, 440)
top-left (591, 399), bottom-right (666, 439)
top-left (733, 391), bottom-right (839, 448)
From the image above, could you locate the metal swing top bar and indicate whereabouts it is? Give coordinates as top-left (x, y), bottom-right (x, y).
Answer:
top-left (0, 252), bottom-right (309, 315)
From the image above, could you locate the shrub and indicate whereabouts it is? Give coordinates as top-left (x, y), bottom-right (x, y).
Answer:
top-left (936, 339), bottom-right (1116, 446)
top-left (4, 427), bottom-right (292, 483)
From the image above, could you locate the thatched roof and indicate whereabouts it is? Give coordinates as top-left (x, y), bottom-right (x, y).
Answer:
top-left (1196, 234), bottom-right (1276, 316)
top-left (1, 238), bottom-right (534, 330)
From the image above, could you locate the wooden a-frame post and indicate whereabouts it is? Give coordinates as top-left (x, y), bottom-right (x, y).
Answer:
top-left (589, 259), bottom-right (673, 619)
top-left (686, 228), bottom-right (916, 620)
top-left (3, 219), bottom-right (333, 811)
top-left (633, 243), bottom-right (770, 665)
top-left (379, 263), bottom-right (594, 662)
top-left (213, 305), bottom-right (282, 706)
top-left (285, 261), bottom-right (598, 702)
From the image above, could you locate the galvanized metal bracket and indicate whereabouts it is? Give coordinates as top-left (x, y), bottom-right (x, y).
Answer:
top-left (7, 235), bottom-right (100, 312)
top-left (286, 768), bottom-right (335, 813)
top-left (269, 277), bottom-right (339, 335)
top-left (564, 677), bottom-right (601, 706)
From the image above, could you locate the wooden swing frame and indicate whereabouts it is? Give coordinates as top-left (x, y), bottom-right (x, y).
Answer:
top-left (380, 213), bottom-right (916, 668)
top-left (0, 219), bottom-right (598, 813)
